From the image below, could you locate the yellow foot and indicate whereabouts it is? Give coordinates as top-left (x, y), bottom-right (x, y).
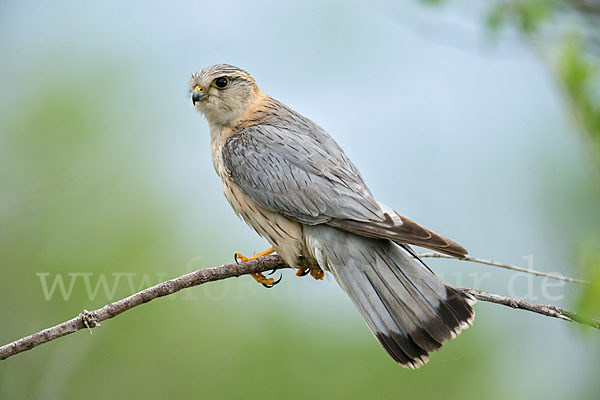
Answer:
top-left (250, 272), bottom-right (279, 287)
top-left (234, 248), bottom-right (280, 288)
top-left (296, 267), bottom-right (325, 280)
top-left (310, 268), bottom-right (325, 280)
top-left (234, 247), bottom-right (275, 263)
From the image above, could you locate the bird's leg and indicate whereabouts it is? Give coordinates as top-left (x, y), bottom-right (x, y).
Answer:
top-left (295, 267), bottom-right (325, 280)
top-left (234, 248), bottom-right (280, 288)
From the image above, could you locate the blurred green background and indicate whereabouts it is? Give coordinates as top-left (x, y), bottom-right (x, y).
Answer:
top-left (1, 1), bottom-right (599, 399)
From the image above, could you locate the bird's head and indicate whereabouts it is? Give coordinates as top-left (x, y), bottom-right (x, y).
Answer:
top-left (189, 64), bottom-right (260, 127)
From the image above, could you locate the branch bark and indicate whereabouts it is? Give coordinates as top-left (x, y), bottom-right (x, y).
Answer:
top-left (0, 254), bottom-right (597, 361)
top-left (462, 288), bottom-right (600, 328)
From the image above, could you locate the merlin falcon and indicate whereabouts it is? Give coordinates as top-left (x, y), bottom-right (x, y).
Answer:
top-left (189, 64), bottom-right (475, 368)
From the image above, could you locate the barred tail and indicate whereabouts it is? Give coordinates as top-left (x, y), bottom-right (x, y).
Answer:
top-left (305, 225), bottom-right (475, 368)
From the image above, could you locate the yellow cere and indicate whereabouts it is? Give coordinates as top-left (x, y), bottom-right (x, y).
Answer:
top-left (194, 85), bottom-right (205, 93)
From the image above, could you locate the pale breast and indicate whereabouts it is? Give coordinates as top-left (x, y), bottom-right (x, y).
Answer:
top-left (211, 125), bottom-right (305, 268)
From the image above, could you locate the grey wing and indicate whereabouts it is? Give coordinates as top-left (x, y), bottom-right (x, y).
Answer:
top-left (222, 123), bottom-right (384, 225)
top-left (222, 110), bottom-right (467, 257)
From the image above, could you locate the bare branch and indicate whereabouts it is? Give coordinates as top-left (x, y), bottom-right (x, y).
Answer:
top-left (0, 254), bottom-right (596, 361)
top-left (417, 252), bottom-right (589, 284)
top-left (463, 288), bottom-right (600, 329)
top-left (0, 255), bottom-right (287, 361)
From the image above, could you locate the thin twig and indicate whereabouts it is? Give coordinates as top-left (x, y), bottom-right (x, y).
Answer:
top-left (463, 288), bottom-right (600, 329)
top-left (417, 252), bottom-right (589, 284)
top-left (0, 254), bottom-right (596, 361)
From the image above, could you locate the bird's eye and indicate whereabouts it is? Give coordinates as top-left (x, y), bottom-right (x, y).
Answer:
top-left (212, 77), bottom-right (230, 89)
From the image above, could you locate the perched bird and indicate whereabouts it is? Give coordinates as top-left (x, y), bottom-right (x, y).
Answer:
top-left (189, 64), bottom-right (475, 368)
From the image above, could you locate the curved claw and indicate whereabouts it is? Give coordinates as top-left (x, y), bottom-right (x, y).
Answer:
top-left (272, 274), bottom-right (283, 286)
top-left (234, 253), bottom-right (240, 264)
top-left (296, 267), bottom-right (310, 277)
top-left (262, 274), bottom-right (282, 288)
top-left (267, 266), bottom-right (278, 276)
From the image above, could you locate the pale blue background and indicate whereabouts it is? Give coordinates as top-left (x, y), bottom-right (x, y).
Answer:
top-left (1, 1), bottom-right (598, 399)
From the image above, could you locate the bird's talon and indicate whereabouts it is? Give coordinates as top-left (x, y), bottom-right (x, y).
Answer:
top-left (251, 272), bottom-right (278, 288)
top-left (262, 274), bottom-right (282, 288)
top-left (310, 268), bottom-right (325, 280)
top-left (235, 248), bottom-right (277, 287)
top-left (267, 266), bottom-right (278, 275)
top-left (234, 251), bottom-right (250, 264)
top-left (295, 267), bottom-right (324, 280)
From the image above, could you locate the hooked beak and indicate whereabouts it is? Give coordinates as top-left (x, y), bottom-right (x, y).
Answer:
top-left (192, 85), bottom-right (207, 105)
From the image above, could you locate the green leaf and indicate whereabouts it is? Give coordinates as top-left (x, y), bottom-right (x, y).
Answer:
top-left (557, 35), bottom-right (600, 163)
top-left (575, 238), bottom-right (600, 323)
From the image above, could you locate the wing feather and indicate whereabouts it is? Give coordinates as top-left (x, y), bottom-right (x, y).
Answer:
top-left (221, 99), bottom-right (467, 256)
